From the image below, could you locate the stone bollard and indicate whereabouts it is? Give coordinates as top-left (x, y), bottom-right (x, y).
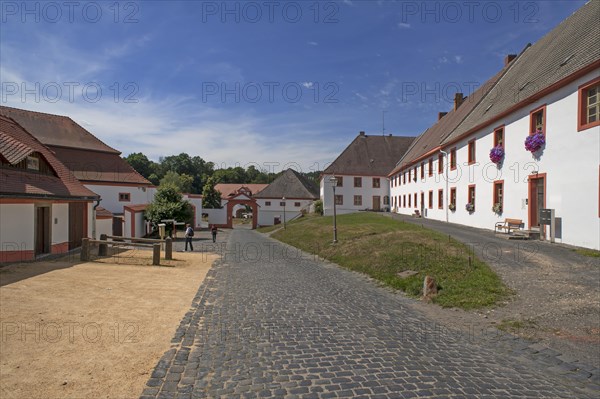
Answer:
top-left (165, 237), bottom-right (172, 260)
top-left (80, 238), bottom-right (90, 261)
top-left (422, 275), bottom-right (437, 301)
top-left (98, 234), bottom-right (108, 256)
top-left (152, 243), bottom-right (161, 266)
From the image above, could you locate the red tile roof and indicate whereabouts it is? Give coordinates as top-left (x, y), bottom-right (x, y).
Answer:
top-left (95, 206), bottom-right (113, 218)
top-left (0, 106), bottom-right (119, 153)
top-left (215, 184), bottom-right (268, 197)
top-left (0, 131), bottom-right (34, 164)
top-left (124, 204), bottom-right (148, 212)
top-left (50, 146), bottom-right (152, 185)
top-left (0, 116), bottom-right (99, 199)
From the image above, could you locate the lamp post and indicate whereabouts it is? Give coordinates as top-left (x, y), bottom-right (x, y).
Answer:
top-left (282, 197), bottom-right (286, 229)
top-left (329, 177), bottom-right (338, 243)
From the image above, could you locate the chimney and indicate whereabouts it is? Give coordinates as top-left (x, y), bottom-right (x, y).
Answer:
top-left (454, 93), bottom-right (464, 111)
top-left (438, 112), bottom-right (448, 121)
top-left (359, 131), bottom-right (365, 136)
top-left (504, 54), bottom-right (517, 66)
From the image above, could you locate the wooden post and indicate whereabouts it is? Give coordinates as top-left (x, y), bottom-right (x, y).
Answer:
top-left (98, 234), bottom-right (108, 256)
top-left (152, 243), bottom-right (160, 266)
top-left (80, 238), bottom-right (90, 261)
top-left (165, 237), bottom-right (172, 260)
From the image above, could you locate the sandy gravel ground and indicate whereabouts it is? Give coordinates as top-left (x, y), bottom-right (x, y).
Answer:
top-left (0, 250), bottom-right (216, 399)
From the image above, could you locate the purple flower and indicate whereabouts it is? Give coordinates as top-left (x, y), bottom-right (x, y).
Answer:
top-left (525, 131), bottom-right (546, 152)
top-left (489, 145), bottom-right (504, 163)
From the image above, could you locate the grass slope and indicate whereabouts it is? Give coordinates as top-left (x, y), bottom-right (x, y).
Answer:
top-left (271, 213), bottom-right (510, 309)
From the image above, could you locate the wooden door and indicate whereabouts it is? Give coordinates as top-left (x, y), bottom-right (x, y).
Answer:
top-left (35, 207), bottom-right (50, 255)
top-left (528, 176), bottom-right (545, 230)
top-left (112, 216), bottom-right (123, 236)
top-left (372, 196), bottom-right (381, 211)
top-left (68, 202), bottom-right (85, 249)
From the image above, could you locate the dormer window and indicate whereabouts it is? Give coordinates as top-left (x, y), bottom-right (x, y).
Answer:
top-left (26, 156), bottom-right (39, 171)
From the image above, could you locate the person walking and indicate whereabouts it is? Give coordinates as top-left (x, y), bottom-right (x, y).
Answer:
top-left (185, 223), bottom-right (194, 251)
top-left (211, 224), bottom-right (218, 243)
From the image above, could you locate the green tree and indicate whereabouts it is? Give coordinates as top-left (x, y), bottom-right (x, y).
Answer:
top-left (202, 176), bottom-right (222, 209)
top-left (314, 199), bottom-right (323, 216)
top-left (145, 184), bottom-right (193, 232)
top-left (123, 152), bottom-right (157, 179)
top-left (159, 171), bottom-right (194, 193)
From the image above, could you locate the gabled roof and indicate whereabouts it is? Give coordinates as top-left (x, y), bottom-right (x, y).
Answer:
top-left (324, 133), bottom-right (415, 177)
top-left (442, 0), bottom-right (600, 146)
top-left (0, 131), bottom-right (35, 164)
top-left (389, 66), bottom-right (509, 176)
top-left (0, 106), bottom-right (119, 153)
top-left (0, 106), bottom-right (152, 186)
top-left (214, 184), bottom-right (268, 197)
top-left (255, 169), bottom-right (319, 199)
top-left (0, 115), bottom-right (99, 199)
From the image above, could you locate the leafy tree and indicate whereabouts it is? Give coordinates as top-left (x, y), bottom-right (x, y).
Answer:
top-left (124, 152), bottom-right (158, 179)
top-left (159, 171), bottom-right (194, 193)
top-left (145, 184), bottom-right (193, 232)
top-left (202, 176), bottom-right (222, 209)
top-left (314, 199), bottom-right (323, 215)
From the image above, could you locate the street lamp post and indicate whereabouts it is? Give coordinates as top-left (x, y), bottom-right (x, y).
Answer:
top-left (282, 197), bottom-right (286, 229)
top-left (329, 177), bottom-right (338, 243)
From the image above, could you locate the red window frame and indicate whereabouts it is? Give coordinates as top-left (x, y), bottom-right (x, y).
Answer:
top-left (118, 192), bottom-right (131, 202)
top-left (420, 162), bottom-right (425, 179)
top-left (428, 158), bottom-right (433, 176)
top-left (468, 185), bottom-right (476, 210)
top-left (450, 187), bottom-right (456, 207)
top-left (529, 104), bottom-right (547, 135)
top-left (493, 125), bottom-right (505, 148)
top-left (438, 189), bottom-right (443, 209)
top-left (438, 153), bottom-right (443, 174)
top-left (493, 180), bottom-right (504, 209)
top-left (450, 147), bottom-right (457, 170)
top-left (468, 139), bottom-right (476, 165)
top-left (578, 76), bottom-right (600, 132)
top-left (428, 190), bottom-right (433, 209)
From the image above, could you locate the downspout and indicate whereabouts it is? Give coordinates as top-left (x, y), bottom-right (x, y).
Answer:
top-left (440, 150), bottom-right (449, 223)
top-left (92, 199), bottom-right (101, 239)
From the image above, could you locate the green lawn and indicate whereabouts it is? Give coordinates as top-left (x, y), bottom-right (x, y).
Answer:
top-left (271, 212), bottom-right (511, 310)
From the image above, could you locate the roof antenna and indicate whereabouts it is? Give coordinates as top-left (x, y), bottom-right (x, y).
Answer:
top-left (382, 110), bottom-right (387, 136)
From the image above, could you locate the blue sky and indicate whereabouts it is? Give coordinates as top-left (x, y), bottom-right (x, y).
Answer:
top-left (0, 0), bottom-right (587, 172)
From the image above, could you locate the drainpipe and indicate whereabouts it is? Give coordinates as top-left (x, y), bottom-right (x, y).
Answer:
top-left (440, 150), bottom-right (449, 223)
top-left (92, 199), bottom-right (101, 239)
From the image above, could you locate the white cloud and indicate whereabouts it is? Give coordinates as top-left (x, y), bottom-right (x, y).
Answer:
top-left (454, 55), bottom-right (463, 64)
top-left (301, 82), bottom-right (314, 89)
top-left (307, 41), bottom-right (319, 46)
top-left (397, 22), bottom-right (411, 29)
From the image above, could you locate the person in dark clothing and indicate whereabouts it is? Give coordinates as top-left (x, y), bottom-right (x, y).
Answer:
top-left (211, 225), bottom-right (218, 243)
top-left (185, 223), bottom-right (194, 251)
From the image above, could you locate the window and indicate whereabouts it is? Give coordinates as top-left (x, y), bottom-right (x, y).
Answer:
top-left (403, 172), bottom-right (406, 184)
top-left (280, 201), bottom-right (286, 206)
top-left (438, 153), bottom-right (444, 173)
top-left (529, 105), bottom-right (546, 134)
top-left (403, 195), bottom-right (406, 208)
top-left (26, 156), bottom-right (39, 171)
top-left (578, 77), bottom-right (600, 131)
top-left (438, 189), bottom-right (444, 209)
top-left (450, 187), bottom-right (457, 207)
top-left (413, 167), bottom-right (417, 182)
top-left (265, 201), bottom-right (271, 206)
top-left (119, 193), bottom-right (130, 202)
top-left (493, 181), bottom-right (504, 210)
top-left (494, 126), bottom-right (504, 148)
top-left (420, 162), bottom-right (425, 179)
top-left (335, 195), bottom-right (343, 205)
top-left (354, 177), bottom-right (362, 187)
top-left (383, 196), bottom-right (389, 205)
top-left (372, 178), bottom-right (380, 188)
top-left (335, 176), bottom-right (343, 187)
top-left (468, 139), bottom-right (476, 164)
top-left (294, 202), bottom-right (301, 207)
top-left (428, 190), bottom-right (433, 209)
top-left (408, 194), bottom-right (411, 208)
top-left (468, 185), bottom-right (476, 210)
top-left (414, 193), bottom-right (417, 207)
top-left (354, 195), bottom-right (362, 206)
top-left (450, 148), bottom-right (457, 170)
top-left (428, 158), bottom-right (433, 176)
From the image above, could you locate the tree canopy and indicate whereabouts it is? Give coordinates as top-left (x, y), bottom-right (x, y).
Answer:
top-left (145, 184), bottom-right (194, 231)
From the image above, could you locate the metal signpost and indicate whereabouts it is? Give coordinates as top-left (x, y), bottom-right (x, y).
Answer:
top-left (539, 209), bottom-right (555, 243)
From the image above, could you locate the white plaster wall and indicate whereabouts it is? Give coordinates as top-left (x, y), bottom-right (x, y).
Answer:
top-left (0, 204), bottom-right (34, 252)
top-left (85, 184), bottom-right (156, 214)
top-left (134, 212), bottom-right (145, 238)
top-left (183, 196), bottom-right (203, 228)
top-left (321, 174), bottom-right (391, 216)
top-left (51, 203), bottom-right (69, 245)
top-left (204, 208), bottom-right (227, 225)
top-left (391, 68), bottom-right (600, 250)
top-left (124, 210), bottom-right (133, 238)
top-left (256, 199), bottom-right (313, 226)
top-left (96, 218), bottom-right (112, 239)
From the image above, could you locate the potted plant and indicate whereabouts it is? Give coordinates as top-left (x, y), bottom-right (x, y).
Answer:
top-left (492, 202), bottom-right (502, 214)
top-left (489, 145), bottom-right (504, 164)
top-left (449, 203), bottom-right (456, 211)
top-left (465, 203), bottom-right (475, 213)
top-left (525, 129), bottom-right (546, 153)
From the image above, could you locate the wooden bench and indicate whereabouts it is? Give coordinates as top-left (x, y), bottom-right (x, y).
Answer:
top-left (495, 218), bottom-right (523, 234)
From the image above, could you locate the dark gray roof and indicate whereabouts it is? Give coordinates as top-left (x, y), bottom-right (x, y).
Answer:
top-left (442, 0), bottom-right (600, 145)
top-left (324, 133), bottom-right (415, 176)
top-left (254, 169), bottom-right (319, 199)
